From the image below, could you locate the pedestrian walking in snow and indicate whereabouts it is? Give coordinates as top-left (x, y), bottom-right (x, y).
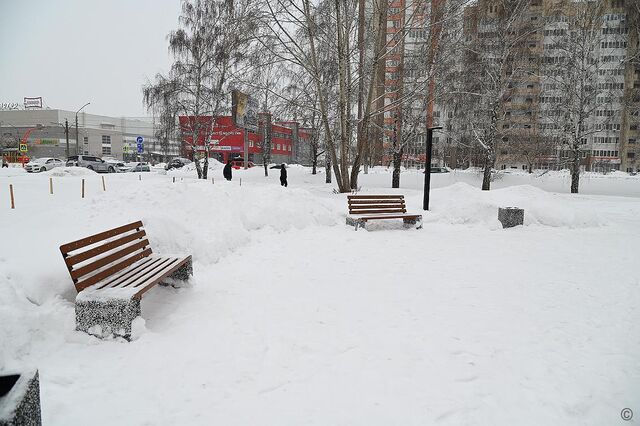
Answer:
top-left (280, 163), bottom-right (288, 187)
top-left (223, 160), bottom-right (232, 181)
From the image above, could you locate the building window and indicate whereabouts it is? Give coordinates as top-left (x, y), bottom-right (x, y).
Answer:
top-left (101, 135), bottom-right (111, 155)
top-left (627, 152), bottom-right (635, 159)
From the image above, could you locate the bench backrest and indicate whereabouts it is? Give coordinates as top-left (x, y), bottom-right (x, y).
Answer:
top-left (59, 221), bottom-right (152, 292)
top-left (347, 195), bottom-right (407, 215)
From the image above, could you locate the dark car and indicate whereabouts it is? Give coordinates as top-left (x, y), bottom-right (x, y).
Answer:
top-left (165, 157), bottom-right (192, 170)
top-left (423, 166), bottom-right (450, 174)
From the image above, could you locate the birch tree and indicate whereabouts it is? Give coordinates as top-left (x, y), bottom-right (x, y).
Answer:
top-left (539, 0), bottom-right (621, 192)
top-left (143, 0), bottom-right (257, 179)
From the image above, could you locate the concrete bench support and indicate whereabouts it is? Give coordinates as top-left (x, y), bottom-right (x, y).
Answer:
top-left (0, 370), bottom-right (42, 426)
top-left (498, 207), bottom-right (524, 228)
top-left (76, 297), bottom-right (141, 340)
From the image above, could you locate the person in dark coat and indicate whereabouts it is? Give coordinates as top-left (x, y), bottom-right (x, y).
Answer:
top-left (223, 160), bottom-right (232, 181)
top-left (280, 163), bottom-right (287, 187)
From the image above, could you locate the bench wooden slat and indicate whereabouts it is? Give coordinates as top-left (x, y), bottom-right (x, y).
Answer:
top-left (75, 248), bottom-right (153, 292)
top-left (60, 221), bottom-right (144, 255)
top-left (358, 214), bottom-right (421, 221)
top-left (349, 204), bottom-right (405, 210)
top-left (70, 239), bottom-right (150, 280)
top-left (120, 257), bottom-right (176, 289)
top-left (97, 256), bottom-right (164, 290)
top-left (348, 200), bottom-right (406, 204)
top-left (347, 195), bottom-right (404, 200)
top-left (130, 258), bottom-right (189, 297)
top-left (64, 230), bottom-right (147, 267)
top-left (87, 255), bottom-right (191, 299)
top-left (349, 208), bottom-right (407, 214)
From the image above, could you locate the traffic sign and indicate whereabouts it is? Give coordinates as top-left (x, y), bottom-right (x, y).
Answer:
top-left (19, 143), bottom-right (28, 152)
top-left (137, 142), bottom-right (143, 154)
top-left (136, 136), bottom-right (144, 144)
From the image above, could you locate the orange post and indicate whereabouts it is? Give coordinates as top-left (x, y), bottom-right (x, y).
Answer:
top-left (9, 184), bottom-right (15, 209)
top-left (102, 176), bottom-right (106, 191)
top-left (82, 179), bottom-right (85, 198)
top-left (49, 177), bottom-right (53, 195)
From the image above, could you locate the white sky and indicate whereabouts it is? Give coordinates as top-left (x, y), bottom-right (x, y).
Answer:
top-left (0, 0), bottom-right (182, 118)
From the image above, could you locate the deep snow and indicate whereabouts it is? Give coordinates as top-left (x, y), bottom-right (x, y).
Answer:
top-left (0, 165), bottom-right (638, 425)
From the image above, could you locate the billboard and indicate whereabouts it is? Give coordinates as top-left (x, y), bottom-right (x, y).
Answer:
top-left (231, 90), bottom-right (258, 131)
top-left (23, 97), bottom-right (43, 109)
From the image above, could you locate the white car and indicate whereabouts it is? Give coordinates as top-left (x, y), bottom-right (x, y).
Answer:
top-left (25, 158), bottom-right (65, 173)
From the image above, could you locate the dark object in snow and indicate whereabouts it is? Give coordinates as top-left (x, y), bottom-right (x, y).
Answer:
top-left (223, 161), bottom-right (232, 180)
top-left (498, 207), bottom-right (524, 228)
top-left (346, 194), bottom-right (422, 231)
top-left (280, 164), bottom-right (288, 187)
top-left (59, 221), bottom-right (193, 340)
top-left (0, 370), bottom-right (42, 426)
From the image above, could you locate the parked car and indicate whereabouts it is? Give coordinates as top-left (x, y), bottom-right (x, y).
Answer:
top-left (269, 163), bottom-right (286, 169)
top-left (25, 157), bottom-right (65, 173)
top-left (423, 166), bottom-right (450, 174)
top-left (231, 159), bottom-right (255, 169)
top-left (165, 157), bottom-right (192, 170)
top-left (66, 155), bottom-right (117, 173)
top-left (104, 158), bottom-right (128, 173)
top-left (126, 162), bottom-right (151, 172)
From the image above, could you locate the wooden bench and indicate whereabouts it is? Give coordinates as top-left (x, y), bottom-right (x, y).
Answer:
top-left (60, 220), bottom-right (193, 339)
top-left (346, 195), bottom-right (422, 230)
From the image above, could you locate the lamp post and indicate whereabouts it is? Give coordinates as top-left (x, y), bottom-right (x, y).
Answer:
top-left (423, 126), bottom-right (443, 211)
top-left (75, 102), bottom-right (90, 155)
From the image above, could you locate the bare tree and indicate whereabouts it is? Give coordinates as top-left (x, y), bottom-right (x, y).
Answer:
top-left (455, 0), bottom-right (535, 190)
top-left (143, 0), bottom-right (257, 179)
top-left (539, 0), bottom-right (621, 192)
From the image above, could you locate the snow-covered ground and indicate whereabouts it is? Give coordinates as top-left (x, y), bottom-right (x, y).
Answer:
top-left (0, 166), bottom-right (638, 425)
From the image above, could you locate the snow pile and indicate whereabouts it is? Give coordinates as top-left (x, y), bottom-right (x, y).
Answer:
top-left (46, 166), bottom-right (98, 177)
top-left (170, 158), bottom-right (225, 176)
top-left (0, 167), bottom-right (26, 177)
top-left (414, 183), bottom-right (604, 228)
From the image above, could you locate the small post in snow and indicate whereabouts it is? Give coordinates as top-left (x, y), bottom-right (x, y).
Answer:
top-left (173, 176), bottom-right (176, 183)
top-left (239, 178), bottom-right (242, 187)
top-left (9, 184), bottom-right (15, 209)
top-left (212, 177), bottom-right (214, 184)
top-left (139, 174), bottom-right (141, 181)
top-left (81, 179), bottom-right (85, 199)
top-left (101, 176), bottom-right (106, 191)
top-left (49, 177), bottom-right (53, 195)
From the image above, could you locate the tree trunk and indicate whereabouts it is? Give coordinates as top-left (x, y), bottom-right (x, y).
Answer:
top-left (571, 152), bottom-right (580, 193)
top-left (528, 163), bottom-right (533, 174)
top-left (202, 153), bottom-right (209, 179)
top-left (482, 154), bottom-right (492, 191)
top-left (194, 151), bottom-right (203, 179)
top-left (325, 157), bottom-right (332, 183)
top-left (392, 149), bottom-right (403, 188)
top-left (312, 152), bottom-right (317, 174)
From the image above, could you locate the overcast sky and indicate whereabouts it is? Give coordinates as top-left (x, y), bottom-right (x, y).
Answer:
top-left (0, 0), bottom-right (182, 118)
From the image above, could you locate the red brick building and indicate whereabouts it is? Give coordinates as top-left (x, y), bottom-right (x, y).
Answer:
top-left (179, 114), bottom-right (312, 164)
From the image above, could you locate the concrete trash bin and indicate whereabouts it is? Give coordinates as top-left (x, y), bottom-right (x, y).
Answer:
top-left (0, 370), bottom-right (42, 426)
top-left (498, 207), bottom-right (524, 228)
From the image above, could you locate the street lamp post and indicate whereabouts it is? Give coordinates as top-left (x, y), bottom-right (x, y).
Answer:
top-left (75, 102), bottom-right (90, 155)
top-left (423, 126), bottom-right (443, 211)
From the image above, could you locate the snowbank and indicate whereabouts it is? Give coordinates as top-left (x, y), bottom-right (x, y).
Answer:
top-left (45, 166), bottom-right (98, 177)
top-left (414, 183), bottom-right (604, 228)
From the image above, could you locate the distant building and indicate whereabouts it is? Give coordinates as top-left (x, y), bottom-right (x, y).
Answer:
top-left (178, 114), bottom-right (312, 164)
top-left (0, 109), bottom-right (181, 162)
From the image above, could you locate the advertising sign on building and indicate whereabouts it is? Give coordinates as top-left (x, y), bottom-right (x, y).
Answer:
top-left (231, 90), bottom-right (258, 131)
top-left (23, 97), bottom-right (43, 109)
